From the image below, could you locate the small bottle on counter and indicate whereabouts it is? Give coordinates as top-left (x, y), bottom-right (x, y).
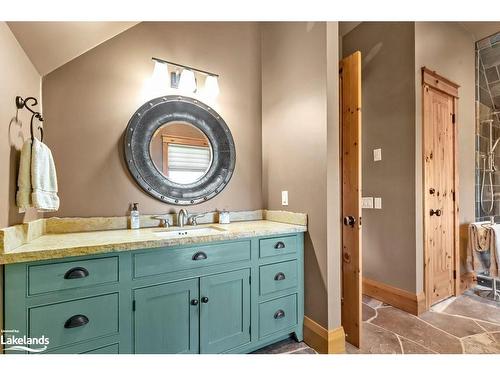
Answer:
top-left (130, 203), bottom-right (140, 229)
top-left (218, 209), bottom-right (230, 224)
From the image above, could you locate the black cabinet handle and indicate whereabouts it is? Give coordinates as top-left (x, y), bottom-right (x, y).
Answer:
top-left (274, 309), bottom-right (285, 319)
top-left (64, 314), bottom-right (89, 329)
top-left (192, 251), bottom-right (208, 261)
top-left (274, 272), bottom-right (286, 281)
top-left (64, 267), bottom-right (89, 279)
top-left (191, 299), bottom-right (199, 306)
top-left (274, 241), bottom-right (286, 249)
top-left (201, 296), bottom-right (209, 303)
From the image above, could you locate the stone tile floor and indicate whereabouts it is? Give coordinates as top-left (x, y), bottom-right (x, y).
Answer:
top-left (253, 291), bottom-right (500, 354)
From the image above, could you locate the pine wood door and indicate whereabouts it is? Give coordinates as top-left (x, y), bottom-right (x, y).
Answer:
top-left (422, 68), bottom-right (460, 308)
top-left (340, 51), bottom-right (362, 348)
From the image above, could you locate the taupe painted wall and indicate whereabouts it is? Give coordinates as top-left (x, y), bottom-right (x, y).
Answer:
top-left (414, 22), bottom-right (476, 285)
top-left (0, 21), bottom-right (41, 349)
top-left (343, 22), bottom-right (418, 292)
top-left (262, 22), bottom-right (331, 327)
top-left (42, 22), bottom-right (262, 217)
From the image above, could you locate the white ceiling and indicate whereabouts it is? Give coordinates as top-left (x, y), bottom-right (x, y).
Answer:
top-left (8, 22), bottom-right (139, 76)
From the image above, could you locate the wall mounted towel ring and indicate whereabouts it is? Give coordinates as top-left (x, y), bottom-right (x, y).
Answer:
top-left (15, 96), bottom-right (44, 142)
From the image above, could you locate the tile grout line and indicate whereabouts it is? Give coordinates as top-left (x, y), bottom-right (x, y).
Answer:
top-left (365, 321), bottom-right (437, 354)
top-left (395, 334), bottom-right (404, 354)
top-left (435, 309), bottom-right (500, 327)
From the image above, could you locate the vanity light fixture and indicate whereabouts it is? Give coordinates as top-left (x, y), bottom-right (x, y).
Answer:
top-left (151, 57), bottom-right (219, 99)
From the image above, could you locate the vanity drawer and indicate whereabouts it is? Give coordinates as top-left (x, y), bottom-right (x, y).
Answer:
top-left (258, 294), bottom-right (297, 338)
top-left (28, 257), bottom-right (119, 295)
top-left (259, 260), bottom-right (298, 296)
top-left (29, 293), bottom-right (119, 350)
top-left (133, 241), bottom-right (251, 278)
top-left (259, 236), bottom-right (297, 259)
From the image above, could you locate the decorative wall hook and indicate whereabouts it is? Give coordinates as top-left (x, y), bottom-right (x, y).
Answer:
top-left (15, 96), bottom-right (44, 142)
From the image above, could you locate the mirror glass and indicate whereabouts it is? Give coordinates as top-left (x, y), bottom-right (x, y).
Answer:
top-left (150, 121), bottom-right (212, 184)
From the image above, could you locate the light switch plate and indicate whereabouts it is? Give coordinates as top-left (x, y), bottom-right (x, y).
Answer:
top-left (281, 191), bottom-right (288, 206)
top-left (374, 197), bottom-right (382, 209)
top-left (373, 148), bottom-right (382, 161)
top-left (362, 197), bottom-right (374, 209)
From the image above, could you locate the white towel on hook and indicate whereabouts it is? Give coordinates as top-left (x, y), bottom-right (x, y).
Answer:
top-left (16, 139), bottom-right (32, 212)
top-left (31, 138), bottom-right (59, 212)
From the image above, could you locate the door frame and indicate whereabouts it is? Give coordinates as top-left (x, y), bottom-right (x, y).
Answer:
top-left (340, 51), bottom-right (362, 348)
top-left (421, 67), bottom-right (460, 309)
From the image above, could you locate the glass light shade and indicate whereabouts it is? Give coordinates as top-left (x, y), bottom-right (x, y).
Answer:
top-left (203, 75), bottom-right (220, 101)
top-left (150, 61), bottom-right (169, 95)
top-left (178, 69), bottom-right (197, 93)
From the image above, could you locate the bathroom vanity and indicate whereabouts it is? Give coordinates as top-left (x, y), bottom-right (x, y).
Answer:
top-left (1, 219), bottom-right (305, 354)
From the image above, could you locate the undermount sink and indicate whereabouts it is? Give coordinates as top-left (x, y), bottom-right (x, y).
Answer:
top-left (153, 226), bottom-right (227, 238)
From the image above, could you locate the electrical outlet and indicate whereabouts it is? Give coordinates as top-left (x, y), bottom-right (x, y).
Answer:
top-left (373, 148), bottom-right (382, 161)
top-left (281, 191), bottom-right (288, 206)
top-left (374, 197), bottom-right (382, 209)
top-left (362, 197), bottom-right (374, 209)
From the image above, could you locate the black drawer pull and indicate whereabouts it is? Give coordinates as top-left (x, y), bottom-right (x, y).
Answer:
top-left (191, 299), bottom-right (199, 306)
top-left (192, 251), bottom-right (208, 261)
top-left (274, 309), bottom-right (286, 319)
top-left (64, 267), bottom-right (89, 279)
top-left (64, 314), bottom-right (89, 329)
top-left (274, 272), bottom-right (286, 281)
top-left (274, 241), bottom-right (286, 249)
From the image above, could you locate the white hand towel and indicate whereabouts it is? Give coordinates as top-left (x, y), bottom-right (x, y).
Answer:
top-left (31, 138), bottom-right (60, 212)
top-left (16, 139), bottom-right (33, 212)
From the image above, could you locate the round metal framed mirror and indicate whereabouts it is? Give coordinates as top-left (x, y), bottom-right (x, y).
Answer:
top-left (124, 96), bottom-right (236, 205)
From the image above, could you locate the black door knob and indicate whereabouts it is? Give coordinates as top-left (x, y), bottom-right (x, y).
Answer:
top-left (343, 216), bottom-right (356, 227)
top-left (191, 299), bottom-right (199, 306)
top-left (201, 297), bottom-right (209, 303)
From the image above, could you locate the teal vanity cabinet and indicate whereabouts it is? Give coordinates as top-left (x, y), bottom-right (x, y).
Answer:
top-left (3, 232), bottom-right (304, 354)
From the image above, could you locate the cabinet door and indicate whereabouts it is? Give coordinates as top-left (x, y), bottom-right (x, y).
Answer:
top-left (134, 279), bottom-right (199, 354)
top-left (200, 269), bottom-right (251, 353)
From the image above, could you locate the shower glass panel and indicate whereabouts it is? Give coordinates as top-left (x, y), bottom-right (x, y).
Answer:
top-left (475, 32), bottom-right (500, 222)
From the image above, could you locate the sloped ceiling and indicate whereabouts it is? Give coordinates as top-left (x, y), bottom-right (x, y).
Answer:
top-left (7, 22), bottom-right (139, 76)
top-left (460, 22), bottom-right (500, 42)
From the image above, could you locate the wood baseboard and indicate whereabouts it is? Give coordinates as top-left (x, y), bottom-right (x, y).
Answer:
top-left (363, 277), bottom-right (427, 316)
top-left (303, 316), bottom-right (345, 354)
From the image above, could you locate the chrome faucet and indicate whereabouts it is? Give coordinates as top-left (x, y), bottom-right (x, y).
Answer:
top-left (177, 209), bottom-right (189, 227)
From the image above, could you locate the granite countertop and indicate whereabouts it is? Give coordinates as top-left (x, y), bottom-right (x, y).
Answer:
top-left (0, 220), bottom-right (306, 265)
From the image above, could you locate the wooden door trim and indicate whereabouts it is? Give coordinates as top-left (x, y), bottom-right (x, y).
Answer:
top-left (340, 51), bottom-right (362, 348)
top-left (422, 67), bottom-right (460, 309)
top-left (422, 67), bottom-right (460, 98)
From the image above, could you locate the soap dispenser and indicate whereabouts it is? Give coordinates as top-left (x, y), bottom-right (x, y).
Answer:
top-left (130, 203), bottom-right (140, 229)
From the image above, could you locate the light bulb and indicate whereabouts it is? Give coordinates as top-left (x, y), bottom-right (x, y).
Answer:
top-left (178, 69), bottom-right (197, 93)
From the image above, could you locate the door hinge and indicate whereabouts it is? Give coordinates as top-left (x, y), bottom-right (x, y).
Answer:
top-left (249, 326), bottom-right (251, 335)
top-left (249, 275), bottom-right (251, 284)
top-left (452, 113), bottom-right (456, 124)
top-left (453, 270), bottom-right (457, 280)
top-left (132, 300), bottom-right (136, 311)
